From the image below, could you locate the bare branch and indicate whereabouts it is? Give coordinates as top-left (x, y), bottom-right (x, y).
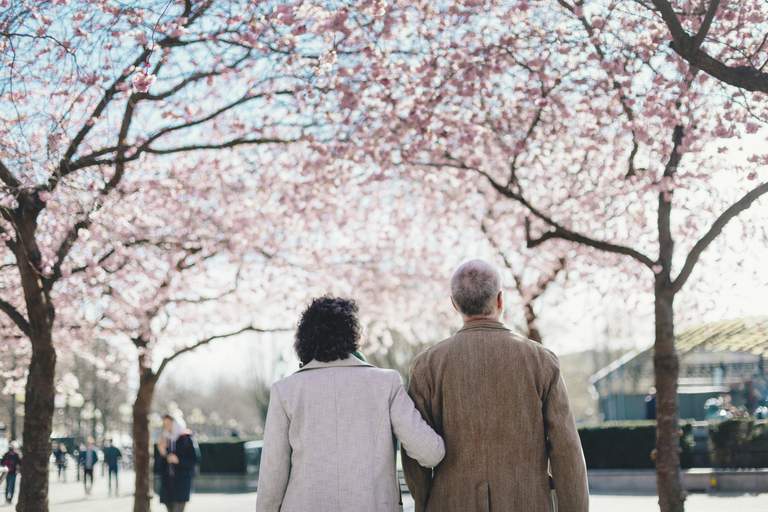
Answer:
top-left (0, 297), bottom-right (30, 337)
top-left (45, 93), bottom-right (141, 291)
top-left (56, 49), bottom-right (151, 181)
top-left (649, 0), bottom-right (768, 92)
top-left (692, 0), bottom-right (720, 52)
top-left (156, 324), bottom-right (290, 377)
top-left (523, 216), bottom-right (654, 268)
top-left (142, 136), bottom-right (300, 155)
top-left (672, 181), bottom-right (768, 293)
top-left (0, 160), bottom-right (20, 188)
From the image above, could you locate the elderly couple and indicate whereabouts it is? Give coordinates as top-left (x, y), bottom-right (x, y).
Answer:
top-left (256, 260), bottom-right (589, 512)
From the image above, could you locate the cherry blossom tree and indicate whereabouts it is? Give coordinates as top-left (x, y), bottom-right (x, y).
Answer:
top-left (72, 157), bottom-right (311, 512)
top-left (635, 1), bottom-right (768, 92)
top-left (0, 1), bottom-right (377, 509)
top-left (334, 2), bottom-right (768, 510)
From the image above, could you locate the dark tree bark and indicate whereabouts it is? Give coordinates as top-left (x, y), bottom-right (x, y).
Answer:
top-left (654, 285), bottom-right (683, 511)
top-left (12, 199), bottom-right (57, 512)
top-left (648, 0), bottom-right (768, 93)
top-left (132, 366), bottom-right (158, 512)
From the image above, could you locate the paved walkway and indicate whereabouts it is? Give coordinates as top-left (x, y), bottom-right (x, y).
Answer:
top-left (5, 468), bottom-right (767, 511)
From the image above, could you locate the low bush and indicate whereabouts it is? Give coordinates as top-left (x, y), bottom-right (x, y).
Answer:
top-left (578, 421), bottom-right (694, 469)
top-left (710, 418), bottom-right (768, 468)
top-left (198, 438), bottom-right (255, 474)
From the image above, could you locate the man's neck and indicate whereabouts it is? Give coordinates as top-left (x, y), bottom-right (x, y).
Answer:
top-left (462, 315), bottom-right (502, 323)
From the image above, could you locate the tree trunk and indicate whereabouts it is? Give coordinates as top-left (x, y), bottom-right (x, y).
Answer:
top-left (17, 335), bottom-right (56, 512)
top-left (522, 301), bottom-right (542, 343)
top-left (10, 390), bottom-right (17, 441)
top-left (132, 372), bottom-right (157, 512)
top-left (654, 286), bottom-right (685, 512)
top-left (15, 211), bottom-right (57, 512)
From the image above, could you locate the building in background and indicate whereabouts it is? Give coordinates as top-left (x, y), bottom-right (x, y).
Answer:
top-left (591, 317), bottom-right (768, 421)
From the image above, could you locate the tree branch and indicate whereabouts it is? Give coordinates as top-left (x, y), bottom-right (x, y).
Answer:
top-left (649, 0), bottom-right (768, 92)
top-left (0, 297), bottom-right (30, 337)
top-left (412, 156), bottom-right (656, 268)
top-left (142, 137), bottom-right (299, 155)
top-left (692, 0), bottom-right (720, 52)
top-left (672, 181), bottom-right (768, 293)
top-left (522, 216), bottom-right (654, 268)
top-left (0, 160), bottom-right (20, 188)
top-left (155, 324), bottom-right (290, 377)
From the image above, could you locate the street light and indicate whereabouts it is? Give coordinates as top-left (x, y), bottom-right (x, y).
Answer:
top-left (68, 393), bottom-right (85, 441)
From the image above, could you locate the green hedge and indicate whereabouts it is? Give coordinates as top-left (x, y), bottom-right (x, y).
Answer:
top-left (198, 439), bottom-right (255, 474)
top-left (578, 421), bottom-right (694, 469)
top-left (710, 419), bottom-right (768, 468)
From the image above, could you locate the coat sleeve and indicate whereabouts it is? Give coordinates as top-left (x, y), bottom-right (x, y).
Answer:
top-left (401, 357), bottom-right (437, 512)
top-left (389, 371), bottom-right (445, 468)
top-left (256, 383), bottom-right (292, 512)
top-left (543, 357), bottom-right (589, 512)
top-left (177, 437), bottom-right (198, 471)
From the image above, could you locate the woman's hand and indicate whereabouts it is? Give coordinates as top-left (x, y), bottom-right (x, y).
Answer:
top-left (167, 454), bottom-right (179, 465)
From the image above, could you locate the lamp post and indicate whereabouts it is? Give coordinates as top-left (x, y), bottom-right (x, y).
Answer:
top-left (188, 408), bottom-right (206, 439)
top-left (68, 393), bottom-right (85, 441)
top-left (118, 403), bottom-right (132, 445)
top-left (209, 412), bottom-right (222, 438)
top-left (81, 402), bottom-right (94, 443)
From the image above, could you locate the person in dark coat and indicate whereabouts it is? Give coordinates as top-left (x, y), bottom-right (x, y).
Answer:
top-left (1, 442), bottom-right (22, 504)
top-left (79, 437), bottom-right (99, 495)
top-left (102, 439), bottom-right (122, 495)
top-left (53, 443), bottom-right (68, 482)
top-left (155, 413), bottom-right (199, 512)
top-left (645, 387), bottom-right (657, 420)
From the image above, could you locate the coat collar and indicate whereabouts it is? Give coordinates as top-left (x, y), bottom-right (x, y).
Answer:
top-left (296, 355), bottom-right (373, 373)
top-left (457, 318), bottom-right (511, 334)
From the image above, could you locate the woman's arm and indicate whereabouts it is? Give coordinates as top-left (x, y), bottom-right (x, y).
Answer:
top-left (389, 371), bottom-right (445, 468)
top-left (256, 383), bottom-right (292, 512)
top-left (175, 437), bottom-right (198, 471)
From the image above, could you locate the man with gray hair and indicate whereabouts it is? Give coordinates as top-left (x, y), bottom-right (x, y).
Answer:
top-left (403, 259), bottom-right (589, 512)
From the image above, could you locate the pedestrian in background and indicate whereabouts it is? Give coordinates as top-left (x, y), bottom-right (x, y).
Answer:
top-left (79, 437), bottom-right (99, 495)
top-left (53, 443), bottom-right (68, 482)
top-left (103, 439), bottom-right (122, 496)
top-left (155, 413), bottom-right (199, 512)
top-left (1, 442), bottom-right (22, 505)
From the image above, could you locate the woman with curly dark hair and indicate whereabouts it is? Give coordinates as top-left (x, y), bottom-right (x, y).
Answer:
top-left (256, 296), bottom-right (444, 512)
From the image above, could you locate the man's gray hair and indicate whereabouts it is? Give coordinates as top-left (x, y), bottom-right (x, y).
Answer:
top-left (450, 259), bottom-right (501, 316)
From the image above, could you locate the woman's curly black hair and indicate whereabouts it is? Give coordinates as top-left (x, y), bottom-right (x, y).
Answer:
top-left (294, 296), bottom-right (361, 365)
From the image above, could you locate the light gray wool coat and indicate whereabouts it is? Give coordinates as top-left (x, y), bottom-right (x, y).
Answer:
top-left (256, 356), bottom-right (445, 512)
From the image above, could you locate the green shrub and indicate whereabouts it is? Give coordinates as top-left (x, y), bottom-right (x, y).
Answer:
top-left (710, 419), bottom-right (768, 468)
top-left (198, 438), bottom-right (255, 474)
top-left (578, 421), bottom-right (693, 469)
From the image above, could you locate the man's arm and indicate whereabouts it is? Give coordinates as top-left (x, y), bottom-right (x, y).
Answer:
top-left (544, 361), bottom-right (589, 512)
top-left (401, 357), bottom-right (435, 512)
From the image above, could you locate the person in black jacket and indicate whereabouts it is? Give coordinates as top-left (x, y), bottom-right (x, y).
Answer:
top-left (155, 413), bottom-right (199, 512)
top-left (1, 442), bottom-right (22, 504)
top-left (102, 439), bottom-right (122, 495)
top-left (79, 437), bottom-right (99, 495)
top-left (53, 443), bottom-right (68, 482)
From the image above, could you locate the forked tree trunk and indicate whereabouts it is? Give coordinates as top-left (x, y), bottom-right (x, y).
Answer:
top-left (16, 214), bottom-right (57, 512)
top-left (654, 285), bottom-right (684, 512)
top-left (133, 373), bottom-right (157, 512)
